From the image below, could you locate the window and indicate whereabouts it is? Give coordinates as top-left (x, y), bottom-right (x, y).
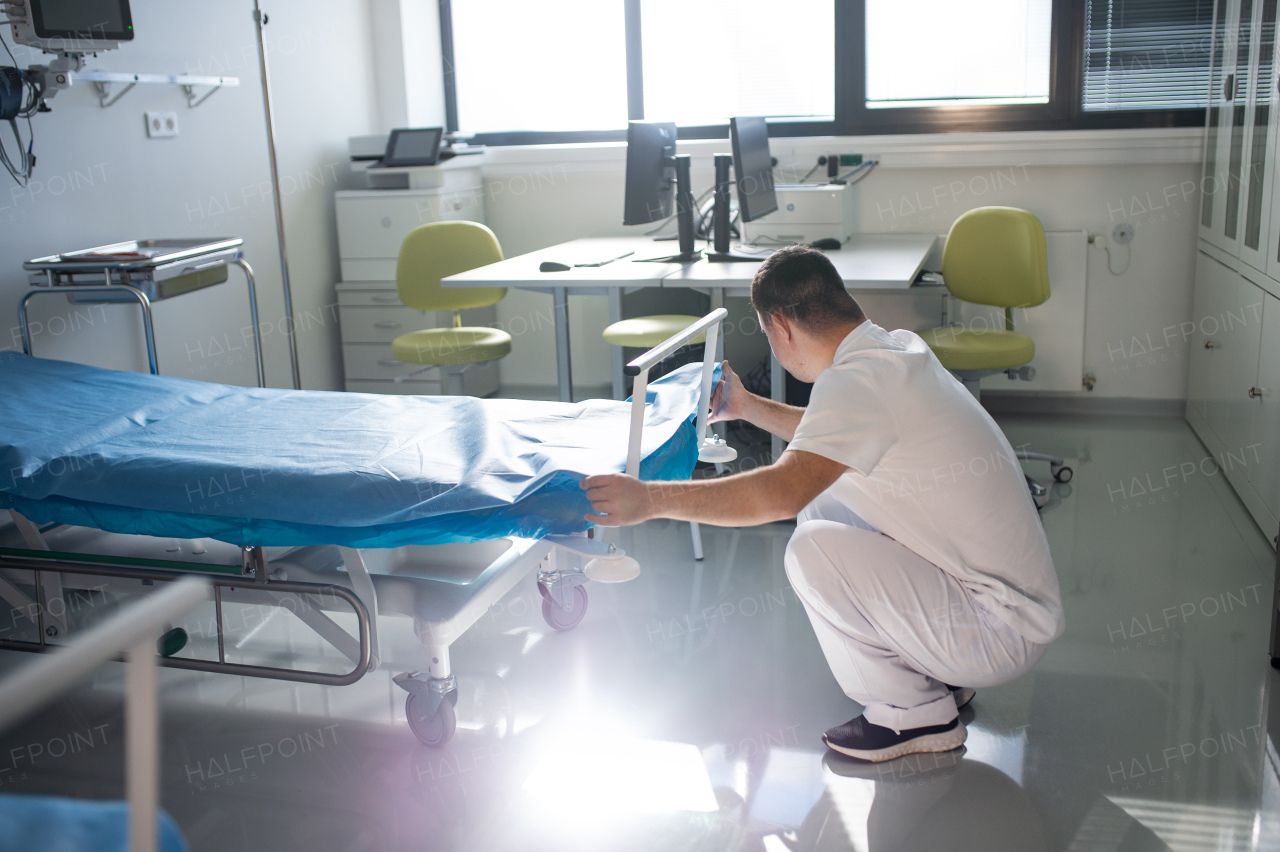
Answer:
top-left (865, 0), bottom-right (1052, 109)
top-left (438, 0), bottom-right (1209, 144)
top-left (639, 0), bottom-right (834, 125)
top-left (1083, 0), bottom-right (1216, 111)
top-left (449, 0), bottom-right (629, 133)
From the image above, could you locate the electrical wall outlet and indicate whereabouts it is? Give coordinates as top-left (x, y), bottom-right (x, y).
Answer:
top-left (145, 111), bottom-right (178, 138)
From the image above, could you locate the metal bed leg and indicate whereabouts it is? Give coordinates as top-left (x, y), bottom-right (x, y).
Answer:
top-left (394, 644), bottom-right (458, 747)
top-left (336, 547), bottom-right (381, 671)
top-left (233, 257), bottom-right (267, 388)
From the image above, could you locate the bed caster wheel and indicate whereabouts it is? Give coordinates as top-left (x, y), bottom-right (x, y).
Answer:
top-left (540, 584), bottom-right (588, 631)
top-left (1052, 464), bottom-right (1073, 483)
top-left (406, 692), bottom-right (457, 747)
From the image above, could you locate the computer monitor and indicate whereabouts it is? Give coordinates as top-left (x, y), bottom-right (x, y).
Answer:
top-left (14, 0), bottom-right (134, 53)
top-left (624, 121), bottom-right (700, 263)
top-left (623, 121), bottom-right (677, 226)
top-left (730, 116), bottom-right (778, 223)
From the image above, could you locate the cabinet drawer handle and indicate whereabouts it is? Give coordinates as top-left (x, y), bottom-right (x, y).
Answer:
top-left (374, 322), bottom-right (402, 329)
top-left (1205, 340), bottom-right (1216, 349)
top-left (378, 359), bottom-right (402, 366)
top-left (371, 295), bottom-right (400, 303)
top-left (1250, 386), bottom-right (1266, 398)
top-left (1226, 73), bottom-right (1235, 101)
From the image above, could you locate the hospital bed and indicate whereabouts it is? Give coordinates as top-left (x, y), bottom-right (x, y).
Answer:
top-left (0, 310), bottom-right (730, 747)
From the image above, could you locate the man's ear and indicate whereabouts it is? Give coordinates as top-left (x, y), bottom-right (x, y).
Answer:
top-left (771, 312), bottom-right (795, 344)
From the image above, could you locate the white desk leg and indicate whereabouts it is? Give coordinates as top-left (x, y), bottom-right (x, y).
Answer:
top-left (552, 287), bottom-right (573, 402)
top-left (609, 288), bottom-right (625, 400)
top-left (771, 352), bottom-right (785, 462)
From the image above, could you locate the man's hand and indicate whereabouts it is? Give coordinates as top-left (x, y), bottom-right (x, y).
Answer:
top-left (709, 360), bottom-right (749, 423)
top-left (582, 473), bottom-right (655, 526)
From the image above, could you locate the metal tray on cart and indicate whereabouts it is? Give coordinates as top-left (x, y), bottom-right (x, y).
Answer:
top-left (24, 238), bottom-right (243, 302)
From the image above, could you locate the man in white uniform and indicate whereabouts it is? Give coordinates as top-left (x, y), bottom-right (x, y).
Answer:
top-left (583, 245), bottom-right (1064, 762)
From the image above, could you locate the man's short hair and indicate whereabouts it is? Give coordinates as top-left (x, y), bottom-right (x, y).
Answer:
top-left (751, 245), bottom-right (865, 330)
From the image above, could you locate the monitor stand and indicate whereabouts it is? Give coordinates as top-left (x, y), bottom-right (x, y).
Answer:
top-left (636, 154), bottom-right (702, 263)
top-left (706, 153), bottom-right (764, 262)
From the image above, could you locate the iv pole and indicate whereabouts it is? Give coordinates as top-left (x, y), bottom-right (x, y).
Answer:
top-left (252, 1), bottom-right (302, 390)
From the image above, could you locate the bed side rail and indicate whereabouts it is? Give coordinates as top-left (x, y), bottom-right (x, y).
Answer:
top-left (622, 308), bottom-right (728, 477)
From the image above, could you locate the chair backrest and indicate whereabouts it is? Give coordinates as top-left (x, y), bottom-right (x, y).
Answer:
top-left (940, 207), bottom-right (1050, 310)
top-left (396, 221), bottom-right (506, 313)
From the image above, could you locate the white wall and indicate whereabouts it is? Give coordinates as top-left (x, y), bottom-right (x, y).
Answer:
top-left (0, 0), bottom-right (381, 391)
top-left (478, 133), bottom-right (1202, 401)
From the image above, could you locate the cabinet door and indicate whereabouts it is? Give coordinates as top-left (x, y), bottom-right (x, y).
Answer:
top-left (1242, 0), bottom-right (1279, 273)
top-left (1249, 290), bottom-right (1280, 524)
top-left (1203, 0), bottom-right (1253, 254)
top-left (1189, 252), bottom-right (1225, 420)
top-left (1224, 275), bottom-right (1267, 473)
top-left (1204, 256), bottom-right (1239, 443)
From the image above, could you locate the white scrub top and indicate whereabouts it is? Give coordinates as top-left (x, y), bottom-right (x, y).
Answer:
top-left (787, 321), bottom-right (1066, 645)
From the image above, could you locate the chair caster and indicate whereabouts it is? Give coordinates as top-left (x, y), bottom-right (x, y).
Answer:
top-left (406, 691), bottom-right (457, 747)
top-left (396, 671), bottom-right (458, 747)
top-left (1052, 464), bottom-right (1073, 483)
top-left (539, 582), bottom-right (588, 630)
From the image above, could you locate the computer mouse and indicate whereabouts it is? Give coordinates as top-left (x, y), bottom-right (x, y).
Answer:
top-left (809, 238), bottom-right (843, 250)
top-left (539, 260), bottom-right (572, 272)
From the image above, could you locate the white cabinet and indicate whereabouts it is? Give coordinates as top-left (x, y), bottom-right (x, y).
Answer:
top-left (1187, 253), bottom-right (1280, 538)
top-left (333, 163), bottom-right (499, 397)
top-left (1201, 0), bottom-right (1246, 253)
top-left (336, 282), bottom-right (498, 397)
top-left (1192, 0), bottom-right (1280, 541)
top-left (1248, 292), bottom-right (1280, 528)
top-left (336, 185), bottom-right (485, 281)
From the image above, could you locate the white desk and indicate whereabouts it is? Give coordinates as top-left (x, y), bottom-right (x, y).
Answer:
top-left (444, 234), bottom-right (937, 409)
top-left (661, 234), bottom-right (937, 291)
top-left (445, 237), bottom-right (680, 401)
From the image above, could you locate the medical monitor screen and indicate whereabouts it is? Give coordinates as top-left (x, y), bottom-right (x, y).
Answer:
top-left (623, 121), bottom-right (677, 227)
top-left (30, 0), bottom-right (134, 41)
top-left (383, 128), bottom-right (444, 167)
top-left (730, 116), bottom-right (778, 223)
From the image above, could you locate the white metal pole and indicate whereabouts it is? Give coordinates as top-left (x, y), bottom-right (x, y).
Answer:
top-left (626, 368), bottom-right (649, 478)
top-left (252, 1), bottom-right (302, 390)
top-left (126, 639), bottom-right (158, 852)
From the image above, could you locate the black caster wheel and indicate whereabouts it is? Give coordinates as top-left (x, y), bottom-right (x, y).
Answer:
top-left (156, 627), bottom-right (188, 658)
top-left (1052, 465), bottom-right (1073, 483)
top-left (540, 584), bottom-right (588, 631)
top-left (406, 692), bottom-right (457, 747)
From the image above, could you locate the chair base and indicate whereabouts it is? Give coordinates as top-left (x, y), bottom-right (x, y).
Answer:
top-left (951, 368), bottom-right (1073, 504)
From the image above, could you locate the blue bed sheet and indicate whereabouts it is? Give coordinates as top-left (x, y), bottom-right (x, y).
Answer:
top-left (0, 352), bottom-right (707, 548)
top-left (0, 794), bottom-right (188, 852)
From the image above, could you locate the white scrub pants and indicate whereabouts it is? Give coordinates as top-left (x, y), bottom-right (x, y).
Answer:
top-left (785, 492), bottom-right (1046, 731)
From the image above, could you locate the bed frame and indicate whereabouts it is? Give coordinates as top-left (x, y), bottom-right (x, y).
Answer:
top-left (0, 309), bottom-right (728, 746)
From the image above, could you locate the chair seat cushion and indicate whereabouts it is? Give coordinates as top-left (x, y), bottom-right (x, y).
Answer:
top-left (392, 327), bottom-right (512, 365)
top-left (917, 327), bottom-right (1035, 371)
top-left (602, 315), bottom-right (705, 349)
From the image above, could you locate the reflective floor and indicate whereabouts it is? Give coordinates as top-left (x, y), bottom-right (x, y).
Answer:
top-left (2, 414), bottom-right (1279, 851)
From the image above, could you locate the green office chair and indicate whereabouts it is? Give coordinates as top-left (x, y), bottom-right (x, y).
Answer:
top-left (391, 221), bottom-right (511, 396)
top-left (918, 207), bottom-right (1072, 499)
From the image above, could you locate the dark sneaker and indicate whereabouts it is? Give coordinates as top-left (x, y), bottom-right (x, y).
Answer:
top-left (947, 685), bottom-right (976, 709)
top-left (822, 715), bottom-right (967, 762)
